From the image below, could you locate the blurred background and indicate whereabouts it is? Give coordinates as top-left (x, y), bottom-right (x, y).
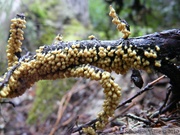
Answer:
top-left (0, 0), bottom-right (179, 134)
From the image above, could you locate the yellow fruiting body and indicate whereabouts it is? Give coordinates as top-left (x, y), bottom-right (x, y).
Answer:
top-left (1, 37), bottom-right (162, 130)
top-left (109, 5), bottom-right (131, 39)
top-left (0, 7), bottom-right (165, 134)
top-left (54, 34), bottom-right (63, 44)
top-left (88, 35), bottom-right (96, 40)
top-left (82, 127), bottom-right (97, 135)
top-left (6, 14), bottom-right (26, 69)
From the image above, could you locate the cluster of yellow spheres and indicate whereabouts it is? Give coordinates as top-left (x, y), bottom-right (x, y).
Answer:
top-left (0, 7), bottom-right (164, 134)
top-left (70, 64), bottom-right (121, 130)
top-left (82, 127), bottom-right (97, 135)
top-left (109, 5), bottom-right (131, 39)
top-left (6, 14), bottom-right (26, 68)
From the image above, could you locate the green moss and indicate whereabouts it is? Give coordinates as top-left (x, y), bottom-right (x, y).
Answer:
top-left (27, 78), bottom-right (76, 124)
top-left (63, 19), bottom-right (92, 41)
top-left (30, 3), bottom-right (47, 19)
top-left (39, 27), bottom-right (56, 45)
top-left (29, 0), bottom-right (58, 19)
top-left (21, 0), bottom-right (60, 50)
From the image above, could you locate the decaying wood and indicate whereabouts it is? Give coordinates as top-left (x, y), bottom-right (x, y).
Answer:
top-left (0, 10), bottom-right (179, 133)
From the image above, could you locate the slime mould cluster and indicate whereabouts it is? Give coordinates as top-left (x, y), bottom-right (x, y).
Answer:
top-left (109, 5), bottom-right (131, 39)
top-left (6, 14), bottom-right (26, 68)
top-left (0, 6), bottom-right (170, 133)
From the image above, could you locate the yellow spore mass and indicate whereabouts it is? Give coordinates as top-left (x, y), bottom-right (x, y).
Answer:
top-left (0, 7), bottom-right (165, 134)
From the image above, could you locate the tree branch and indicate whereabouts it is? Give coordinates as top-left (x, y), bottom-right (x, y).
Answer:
top-left (0, 7), bottom-right (179, 133)
top-left (1, 29), bottom-right (179, 97)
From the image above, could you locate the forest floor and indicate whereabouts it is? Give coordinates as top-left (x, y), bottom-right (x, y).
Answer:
top-left (0, 71), bottom-right (179, 135)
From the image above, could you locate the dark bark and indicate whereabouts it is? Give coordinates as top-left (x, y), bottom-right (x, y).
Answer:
top-left (1, 29), bottom-right (180, 112)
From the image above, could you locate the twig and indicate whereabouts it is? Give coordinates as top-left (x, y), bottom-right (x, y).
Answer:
top-left (0, 101), bottom-right (15, 108)
top-left (151, 98), bottom-right (179, 118)
top-left (49, 80), bottom-right (100, 135)
top-left (110, 102), bottom-right (136, 123)
top-left (117, 75), bottom-right (166, 109)
top-left (0, 100), bottom-right (16, 123)
top-left (97, 126), bottom-right (120, 134)
top-left (49, 80), bottom-right (82, 135)
top-left (0, 52), bottom-right (31, 89)
top-left (0, 64), bottom-right (20, 88)
top-left (72, 118), bottom-right (98, 133)
top-left (125, 113), bottom-right (151, 125)
top-left (159, 86), bottom-right (172, 114)
top-left (64, 116), bottom-right (79, 135)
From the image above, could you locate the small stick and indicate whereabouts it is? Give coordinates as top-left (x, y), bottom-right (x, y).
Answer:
top-left (72, 118), bottom-right (98, 133)
top-left (0, 100), bottom-right (15, 123)
top-left (159, 87), bottom-right (172, 114)
top-left (117, 75), bottom-right (166, 109)
top-left (110, 102), bottom-right (136, 123)
top-left (0, 64), bottom-right (20, 88)
top-left (0, 52), bottom-right (31, 89)
top-left (151, 98), bottom-right (179, 118)
top-left (125, 113), bottom-right (151, 125)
